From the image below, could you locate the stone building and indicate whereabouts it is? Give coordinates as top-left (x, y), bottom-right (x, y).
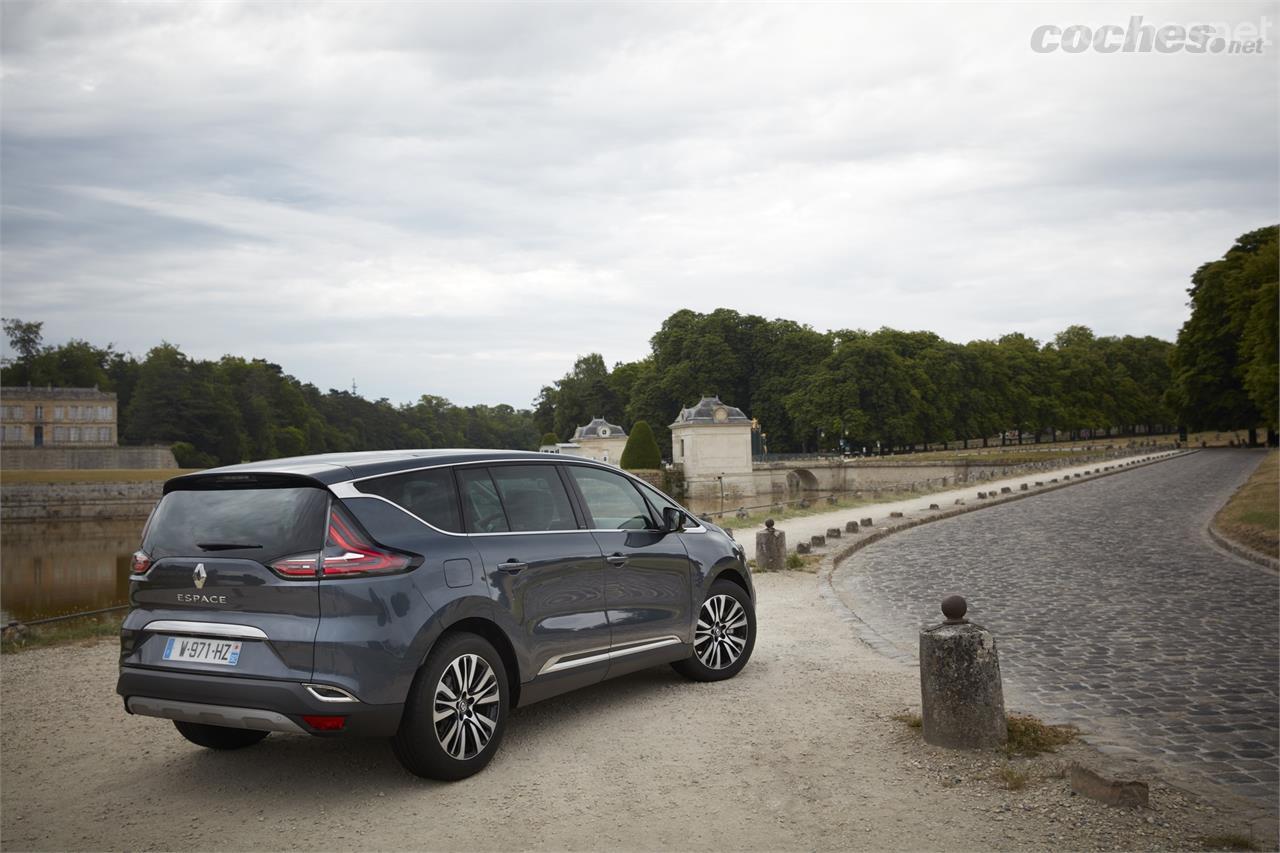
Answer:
top-left (0, 387), bottom-right (118, 448)
top-left (568, 417), bottom-right (628, 465)
top-left (670, 396), bottom-right (755, 501)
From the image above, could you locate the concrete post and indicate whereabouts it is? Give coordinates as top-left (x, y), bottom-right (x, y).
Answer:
top-left (754, 519), bottom-right (786, 572)
top-left (919, 595), bottom-right (1007, 750)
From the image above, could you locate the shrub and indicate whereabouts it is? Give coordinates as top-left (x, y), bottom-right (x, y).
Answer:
top-left (171, 441), bottom-right (216, 469)
top-left (620, 421), bottom-right (661, 469)
top-left (540, 431), bottom-right (559, 447)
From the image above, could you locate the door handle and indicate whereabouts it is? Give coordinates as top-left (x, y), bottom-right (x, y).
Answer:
top-left (606, 553), bottom-right (628, 568)
top-left (498, 560), bottom-right (528, 574)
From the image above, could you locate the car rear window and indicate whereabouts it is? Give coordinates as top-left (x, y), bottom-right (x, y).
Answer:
top-left (143, 487), bottom-right (330, 563)
top-left (354, 468), bottom-right (463, 533)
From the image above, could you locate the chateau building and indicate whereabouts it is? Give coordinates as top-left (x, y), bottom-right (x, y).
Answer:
top-left (0, 387), bottom-right (119, 447)
top-left (570, 417), bottom-right (628, 465)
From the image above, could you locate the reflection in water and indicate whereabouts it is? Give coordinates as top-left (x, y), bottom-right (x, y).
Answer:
top-left (1, 519), bottom-right (144, 622)
top-left (682, 489), bottom-right (840, 518)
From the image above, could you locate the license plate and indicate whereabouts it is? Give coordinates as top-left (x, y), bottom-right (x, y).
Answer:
top-left (162, 636), bottom-right (242, 666)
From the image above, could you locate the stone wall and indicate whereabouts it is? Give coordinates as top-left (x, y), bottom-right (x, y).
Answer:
top-left (1, 446), bottom-right (178, 470)
top-left (2, 481), bottom-right (164, 521)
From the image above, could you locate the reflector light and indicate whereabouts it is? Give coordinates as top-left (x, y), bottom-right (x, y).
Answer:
top-left (130, 550), bottom-right (152, 574)
top-left (302, 715), bottom-right (347, 731)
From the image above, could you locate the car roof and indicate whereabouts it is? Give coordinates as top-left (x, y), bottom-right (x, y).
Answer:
top-left (168, 449), bottom-right (614, 487)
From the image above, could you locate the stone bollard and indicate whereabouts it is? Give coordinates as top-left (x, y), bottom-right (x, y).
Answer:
top-left (735, 507), bottom-right (749, 520)
top-left (845, 520), bottom-right (859, 532)
top-left (810, 534), bottom-right (826, 548)
top-left (1035, 481), bottom-right (1043, 487)
top-left (754, 519), bottom-right (787, 572)
top-left (796, 541), bottom-right (811, 555)
top-left (826, 527), bottom-right (841, 539)
top-left (889, 511), bottom-right (904, 518)
top-left (799, 498), bottom-right (811, 509)
top-left (860, 518), bottom-right (873, 527)
top-left (929, 503), bottom-right (940, 510)
top-left (1019, 483), bottom-right (1028, 491)
top-left (1000, 486), bottom-right (1012, 494)
top-left (977, 491), bottom-right (988, 499)
top-left (919, 595), bottom-right (1007, 750)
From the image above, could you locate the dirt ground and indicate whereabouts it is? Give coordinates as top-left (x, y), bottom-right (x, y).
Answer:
top-left (1, 572), bottom-right (1271, 851)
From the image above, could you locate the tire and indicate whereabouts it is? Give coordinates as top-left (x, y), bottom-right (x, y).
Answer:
top-left (672, 578), bottom-right (756, 682)
top-left (392, 631), bottom-right (508, 781)
top-left (173, 720), bottom-right (269, 750)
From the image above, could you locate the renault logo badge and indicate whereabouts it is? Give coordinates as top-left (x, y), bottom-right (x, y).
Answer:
top-left (193, 564), bottom-right (207, 590)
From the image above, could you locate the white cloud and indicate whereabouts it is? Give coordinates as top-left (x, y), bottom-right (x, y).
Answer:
top-left (2, 0), bottom-right (1276, 406)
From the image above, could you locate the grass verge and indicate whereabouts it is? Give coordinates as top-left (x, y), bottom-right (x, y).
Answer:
top-left (1, 612), bottom-right (124, 654)
top-left (1212, 450), bottom-right (1279, 558)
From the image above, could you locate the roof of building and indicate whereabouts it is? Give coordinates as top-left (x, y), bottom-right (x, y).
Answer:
top-left (572, 417), bottom-right (627, 440)
top-left (1, 386), bottom-right (116, 401)
top-left (670, 396), bottom-right (750, 426)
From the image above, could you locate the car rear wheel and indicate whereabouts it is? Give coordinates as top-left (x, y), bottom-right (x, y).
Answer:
top-left (672, 579), bottom-right (756, 682)
top-left (173, 720), bottom-right (269, 750)
top-left (392, 631), bottom-right (508, 781)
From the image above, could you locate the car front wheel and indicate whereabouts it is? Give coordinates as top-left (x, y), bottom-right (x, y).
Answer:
top-left (673, 579), bottom-right (756, 682)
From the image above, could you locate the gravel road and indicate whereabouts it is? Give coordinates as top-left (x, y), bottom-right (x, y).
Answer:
top-left (1, 571), bottom-right (1263, 851)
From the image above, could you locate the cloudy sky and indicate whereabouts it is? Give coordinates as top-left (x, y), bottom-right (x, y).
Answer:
top-left (2, 1), bottom-right (1276, 407)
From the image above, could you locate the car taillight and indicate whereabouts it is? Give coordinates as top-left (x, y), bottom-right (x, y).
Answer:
top-left (269, 553), bottom-right (321, 577)
top-left (130, 550), bottom-right (151, 575)
top-left (320, 509), bottom-right (413, 577)
top-left (268, 506), bottom-right (413, 580)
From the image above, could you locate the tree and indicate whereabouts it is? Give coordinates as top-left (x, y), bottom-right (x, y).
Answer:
top-left (619, 421), bottom-right (662, 469)
top-left (1168, 225), bottom-right (1278, 440)
top-left (540, 431), bottom-right (559, 447)
top-left (2, 318), bottom-right (44, 365)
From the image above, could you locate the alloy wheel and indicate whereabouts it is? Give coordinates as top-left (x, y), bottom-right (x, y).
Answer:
top-left (432, 653), bottom-right (501, 760)
top-left (694, 594), bottom-right (749, 670)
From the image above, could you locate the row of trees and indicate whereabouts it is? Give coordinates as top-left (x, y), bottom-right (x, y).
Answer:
top-left (4, 225), bottom-right (1272, 466)
top-left (0, 329), bottom-right (539, 467)
top-left (534, 315), bottom-right (1179, 455)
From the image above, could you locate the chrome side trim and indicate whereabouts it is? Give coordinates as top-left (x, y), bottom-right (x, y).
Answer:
top-left (143, 620), bottom-right (268, 640)
top-left (304, 684), bottom-right (360, 703)
top-left (125, 697), bottom-right (304, 733)
top-left (538, 635), bottom-right (684, 676)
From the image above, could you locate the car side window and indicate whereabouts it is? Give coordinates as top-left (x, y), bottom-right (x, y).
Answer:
top-left (634, 480), bottom-right (686, 521)
top-left (355, 468), bottom-right (463, 533)
top-left (567, 466), bottom-right (655, 530)
top-left (456, 467), bottom-right (510, 533)
top-left (487, 465), bottom-right (578, 532)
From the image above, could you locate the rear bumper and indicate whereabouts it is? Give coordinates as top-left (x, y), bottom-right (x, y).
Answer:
top-left (117, 665), bottom-right (404, 737)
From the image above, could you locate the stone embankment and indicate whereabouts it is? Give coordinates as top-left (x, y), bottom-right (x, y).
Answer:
top-left (1, 481), bottom-right (164, 522)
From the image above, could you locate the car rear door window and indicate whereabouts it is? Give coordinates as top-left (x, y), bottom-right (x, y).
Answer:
top-left (456, 467), bottom-right (510, 533)
top-left (144, 486), bottom-right (330, 562)
top-left (566, 466), bottom-right (655, 530)
top-left (486, 465), bottom-right (578, 532)
top-left (355, 468), bottom-right (463, 533)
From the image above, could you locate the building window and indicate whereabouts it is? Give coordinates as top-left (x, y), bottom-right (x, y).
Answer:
top-left (3, 425), bottom-right (24, 441)
top-left (53, 407), bottom-right (63, 421)
top-left (69, 427), bottom-right (81, 442)
top-left (99, 406), bottom-right (112, 420)
top-left (99, 427), bottom-right (111, 443)
top-left (34, 405), bottom-right (43, 420)
top-left (3, 405), bottom-right (25, 420)
top-left (53, 426), bottom-right (67, 442)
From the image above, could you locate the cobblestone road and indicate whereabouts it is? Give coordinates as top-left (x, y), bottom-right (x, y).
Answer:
top-left (833, 450), bottom-right (1279, 809)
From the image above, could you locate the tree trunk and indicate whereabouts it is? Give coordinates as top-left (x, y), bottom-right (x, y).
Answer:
top-left (1248, 427), bottom-right (1258, 447)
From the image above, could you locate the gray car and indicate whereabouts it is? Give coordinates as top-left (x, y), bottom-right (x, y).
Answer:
top-left (116, 450), bottom-right (756, 780)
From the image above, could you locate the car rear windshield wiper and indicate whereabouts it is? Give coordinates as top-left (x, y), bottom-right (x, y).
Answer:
top-left (196, 542), bottom-right (264, 551)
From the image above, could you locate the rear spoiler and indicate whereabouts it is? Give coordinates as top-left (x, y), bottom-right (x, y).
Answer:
top-left (162, 471), bottom-right (333, 495)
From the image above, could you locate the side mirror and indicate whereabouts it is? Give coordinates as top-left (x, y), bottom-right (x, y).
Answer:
top-left (662, 506), bottom-right (685, 533)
